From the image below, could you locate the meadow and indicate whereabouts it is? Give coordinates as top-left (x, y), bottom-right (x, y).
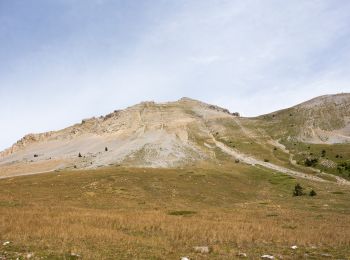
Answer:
top-left (0, 163), bottom-right (350, 259)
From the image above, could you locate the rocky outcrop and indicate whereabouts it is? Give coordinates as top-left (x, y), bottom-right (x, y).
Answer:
top-left (0, 97), bottom-right (237, 173)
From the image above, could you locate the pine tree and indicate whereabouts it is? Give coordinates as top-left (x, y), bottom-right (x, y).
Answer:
top-left (293, 183), bottom-right (304, 196)
top-left (309, 189), bottom-right (317, 196)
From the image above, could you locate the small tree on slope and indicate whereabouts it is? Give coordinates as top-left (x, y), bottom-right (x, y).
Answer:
top-left (293, 183), bottom-right (304, 196)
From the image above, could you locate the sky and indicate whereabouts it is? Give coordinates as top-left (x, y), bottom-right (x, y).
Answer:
top-left (1, 0), bottom-right (350, 150)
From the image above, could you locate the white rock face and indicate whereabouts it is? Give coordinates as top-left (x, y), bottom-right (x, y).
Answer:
top-left (0, 98), bottom-right (234, 177)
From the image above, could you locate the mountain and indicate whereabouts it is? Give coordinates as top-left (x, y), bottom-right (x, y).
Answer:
top-left (257, 93), bottom-right (350, 143)
top-left (0, 98), bottom-right (238, 176)
top-left (0, 94), bottom-right (349, 182)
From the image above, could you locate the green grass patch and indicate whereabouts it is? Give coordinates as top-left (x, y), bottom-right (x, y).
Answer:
top-left (168, 210), bottom-right (197, 216)
top-left (268, 174), bottom-right (295, 186)
top-left (331, 191), bottom-right (345, 195)
top-left (266, 213), bottom-right (278, 217)
top-left (0, 200), bottom-right (22, 207)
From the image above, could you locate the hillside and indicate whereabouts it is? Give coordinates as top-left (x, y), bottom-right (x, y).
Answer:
top-left (1, 94), bottom-right (350, 259)
top-left (0, 94), bottom-right (349, 182)
top-left (0, 98), bottom-right (236, 174)
top-left (257, 93), bottom-right (350, 143)
top-left (1, 165), bottom-right (350, 259)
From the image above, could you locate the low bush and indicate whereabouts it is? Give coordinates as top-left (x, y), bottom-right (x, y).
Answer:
top-left (168, 210), bottom-right (196, 216)
top-left (293, 183), bottom-right (304, 196)
top-left (305, 158), bottom-right (318, 167)
top-left (309, 190), bottom-right (317, 196)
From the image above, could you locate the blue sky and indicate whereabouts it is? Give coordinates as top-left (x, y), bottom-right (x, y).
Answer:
top-left (1, 0), bottom-right (350, 150)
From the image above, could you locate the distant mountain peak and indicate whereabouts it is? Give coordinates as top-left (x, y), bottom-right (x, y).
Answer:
top-left (294, 93), bottom-right (350, 108)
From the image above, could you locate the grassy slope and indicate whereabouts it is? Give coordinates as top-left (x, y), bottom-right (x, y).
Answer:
top-left (245, 104), bottom-right (350, 180)
top-left (206, 117), bottom-right (327, 180)
top-left (257, 96), bottom-right (349, 140)
top-left (0, 96), bottom-right (349, 259)
top-left (1, 164), bottom-right (350, 259)
top-left (282, 142), bottom-right (350, 179)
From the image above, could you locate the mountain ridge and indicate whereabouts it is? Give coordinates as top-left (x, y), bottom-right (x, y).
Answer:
top-left (257, 93), bottom-right (350, 143)
top-left (0, 93), bottom-right (349, 181)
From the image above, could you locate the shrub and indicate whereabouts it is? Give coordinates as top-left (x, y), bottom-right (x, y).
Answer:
top-left (332, 191), bottom-right (344, 195)
top-left (168, 210), bottom-right (196, 216)
top-left (309, 189), bottom-right (317, 196)
top-left (337, 161), bottom-right (350, 174)
top-left (264, 159), bottom-right (269, 162)
top-left (305, 158), bottom-right (318, 167)
top-left (293, 183), bottom-right (304, 196)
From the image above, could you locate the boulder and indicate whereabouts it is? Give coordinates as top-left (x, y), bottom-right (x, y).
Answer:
top-left (193, 246), bottom-right (210, 254)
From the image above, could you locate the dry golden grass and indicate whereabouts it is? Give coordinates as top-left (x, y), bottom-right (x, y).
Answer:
top-left (0, 164), bottom-right (350, 259)
top-left (0, 159), bottom-right (63, 178)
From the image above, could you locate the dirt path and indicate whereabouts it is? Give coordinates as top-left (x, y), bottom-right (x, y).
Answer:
top-left (267, 139), bottom-right (297, 165)
top-left (267, 140), bottom-right (350, 185)
top-left (213, 137), bottom-right (350, 185)
top-left (0, 169), bottom-right (56, 180)
top-left (233, 119), bottom-right (297, 165)
top-left (232, 117), bottom-right (257, 139)
top-left (230, 121), bottom-right (350, 186)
